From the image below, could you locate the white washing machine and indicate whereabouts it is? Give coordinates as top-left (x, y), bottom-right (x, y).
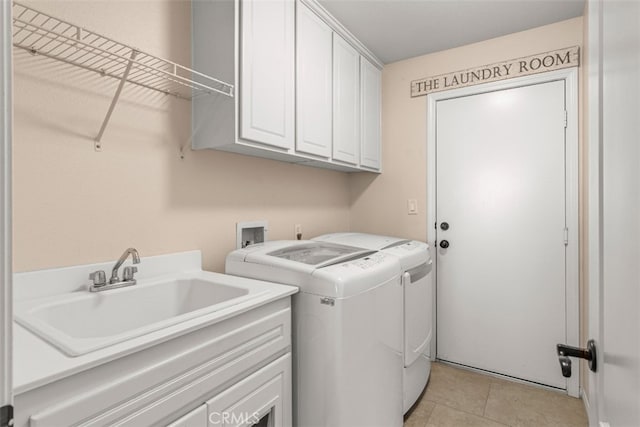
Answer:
top-left (313, 233), bottom-right (433, 413)
top-left (226, 240), bottom-right (404, 427)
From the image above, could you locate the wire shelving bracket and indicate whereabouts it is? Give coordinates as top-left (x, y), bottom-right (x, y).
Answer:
top-left (12, 1), bottom-right (234, 150)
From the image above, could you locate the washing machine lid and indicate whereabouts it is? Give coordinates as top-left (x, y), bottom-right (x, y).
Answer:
top-left (266, 242), bottom-right (373, 267)
top-left (236, 240), bottom-right (374, 272)
top-left (313, 233), bottom-right (432, 269)
top-left (313, 232), bottom-right (410, 250)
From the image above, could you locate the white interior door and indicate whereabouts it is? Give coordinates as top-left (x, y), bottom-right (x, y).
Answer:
top-left (0, 1), bottom-right (12, 426)
top-left (588, 0), bottom-right (640, 425)
top-left (436, 80), bottom-right (569, 389)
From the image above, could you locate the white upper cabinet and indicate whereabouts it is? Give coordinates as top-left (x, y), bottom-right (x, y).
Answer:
top-left (360, 57), bottom-right (382, 170)
top-left (332, 34), bottom-right (360, 165)
top-left (192, 0), bottom-right (382, 173)
top-left (296, 2), bottom-right (332, 157)
top-left (240, 0), bottom-right (295, 150)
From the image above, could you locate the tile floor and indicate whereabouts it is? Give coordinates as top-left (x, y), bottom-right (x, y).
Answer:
top-left (404, 362), bottom-right (588, 427)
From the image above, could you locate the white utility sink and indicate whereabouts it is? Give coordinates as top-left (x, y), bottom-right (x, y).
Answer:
top-left (15, 274), bottom-right (269, 357)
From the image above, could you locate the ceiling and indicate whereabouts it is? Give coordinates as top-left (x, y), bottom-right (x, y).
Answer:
top-left (317, 0), bottom-right (586, 64)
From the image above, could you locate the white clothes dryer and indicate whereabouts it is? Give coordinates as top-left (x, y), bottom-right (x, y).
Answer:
top-left (313, 233), bottom-right (433, 413)
top-left (226, 240), bottom-right (404, 427)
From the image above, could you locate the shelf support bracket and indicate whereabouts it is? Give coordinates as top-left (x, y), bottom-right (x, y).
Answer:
top-left (94, 49), bottom-right (138, 150)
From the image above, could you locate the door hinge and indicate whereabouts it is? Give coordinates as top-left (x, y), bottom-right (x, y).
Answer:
top-left (564, 110), bottom-right (568, 128)
top-left (0, 405), bottom-right (13, 427)
top-left (564, 227), bottom-right (569, 246)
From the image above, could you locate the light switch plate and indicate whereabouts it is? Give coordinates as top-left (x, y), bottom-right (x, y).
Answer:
top-left (407, 199), bottom-right (418, 215)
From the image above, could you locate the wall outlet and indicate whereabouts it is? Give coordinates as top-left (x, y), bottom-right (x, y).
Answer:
top-left (295, 224), bottom-right (302, 240)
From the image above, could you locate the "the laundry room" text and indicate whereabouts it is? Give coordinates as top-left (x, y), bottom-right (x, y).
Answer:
top-left (410, 46), bottom-right (580, 97)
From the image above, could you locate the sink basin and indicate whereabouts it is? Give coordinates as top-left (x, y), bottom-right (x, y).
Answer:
top-left (15, 275), bottom-right (268, 356)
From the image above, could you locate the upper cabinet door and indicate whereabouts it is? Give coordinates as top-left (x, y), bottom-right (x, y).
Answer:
top-left (296, 3), bottom-right (332, 158)
top-left (360, 57), bottom-right (382, 170)
top-left (332, 34), bottom-right (360, 165)
top-left (240, 0), bottom-right (295, 150)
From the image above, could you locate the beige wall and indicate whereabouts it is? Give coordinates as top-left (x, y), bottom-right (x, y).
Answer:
top-left (13, 0), bottom-right (351, 273)
top-left (350, 17), bottom-right (584, 241)
top-left (13, 2), bottom-right (589, 388)
top-left (350, 17), bottom-right (586, 386)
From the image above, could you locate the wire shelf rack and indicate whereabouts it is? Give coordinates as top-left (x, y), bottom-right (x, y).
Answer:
top-left (12, 1), bottom-right (234, 147)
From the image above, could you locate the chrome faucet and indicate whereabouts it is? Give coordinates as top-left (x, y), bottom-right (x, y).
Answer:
top-left (89, 247), bottom-right (140, 292)
top-left (110, 247), bottom-right (140, 284)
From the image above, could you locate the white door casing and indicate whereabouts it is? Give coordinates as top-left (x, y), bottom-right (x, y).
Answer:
top-left (426, 68), bottom-right (579, 397)
top-left (586, 0), bottom-right (603, 422)
top-left (0, 0), bottom-right (12, 424)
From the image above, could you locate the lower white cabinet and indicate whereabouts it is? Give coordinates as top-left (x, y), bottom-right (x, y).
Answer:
top-left (206, 354), bottom-right (291, 427)
top-left (166, 354), bottom-right (291, 427)
top-left (167, 404), bottom-right (208, 427)
top-left (15, 299), bottom-right (293, 427)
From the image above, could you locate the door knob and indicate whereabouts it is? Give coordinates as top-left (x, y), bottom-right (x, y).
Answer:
top-left (556, 339), bottom-right (597, 377)
top-left (439, 240), bottom-right (450, 249)
top-left (440, 222), bottom-right (450, 230)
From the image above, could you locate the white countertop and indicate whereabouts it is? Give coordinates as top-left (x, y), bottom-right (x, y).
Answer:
top-left (13, 251), bottom-right (298, 395)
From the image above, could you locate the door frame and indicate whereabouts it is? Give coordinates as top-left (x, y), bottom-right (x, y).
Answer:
top-left (585, 0), bottom-right (602, 421)
top-left (0, 0), bottom-right (12, 425)
top-left (426, 67), bottom-right (580, 397)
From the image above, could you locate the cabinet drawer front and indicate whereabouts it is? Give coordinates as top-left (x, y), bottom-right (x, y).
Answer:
top-left (240, 0), bottom-right (295, 150)
top-left (28, 308), bottom-right (291, 427)
top-left (206, 353), bottom-right (291, 427)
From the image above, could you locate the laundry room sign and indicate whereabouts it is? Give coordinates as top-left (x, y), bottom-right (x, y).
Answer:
top-left (410, 46), bottom-right (580, 97)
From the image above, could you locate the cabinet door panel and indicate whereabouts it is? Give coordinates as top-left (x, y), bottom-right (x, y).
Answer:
top-left (360, 57), bottom-right (382, 170)
top-left (206, 354), bottom-right (291, 427)
top-left (240, 0), bottom-right (294, 150)
top-left (167, 404), bottom-right (207, 427)
top-left (332, 34), bottom-right (360, 165)
top-left (296, 3), bottom-right (332, 157)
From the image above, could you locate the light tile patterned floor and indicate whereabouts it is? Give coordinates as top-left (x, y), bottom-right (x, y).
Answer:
top-left (404, 362), bottom-right (588, 427)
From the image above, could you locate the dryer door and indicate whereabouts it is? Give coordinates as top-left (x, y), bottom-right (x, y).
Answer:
top-left (403, 260), bottom-right (433, 367)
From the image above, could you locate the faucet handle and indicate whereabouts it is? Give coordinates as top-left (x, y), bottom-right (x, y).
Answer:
top-left (89, 270), bottom-right (107, 287)
top-left (123, 266), bottom-right (138, 282)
